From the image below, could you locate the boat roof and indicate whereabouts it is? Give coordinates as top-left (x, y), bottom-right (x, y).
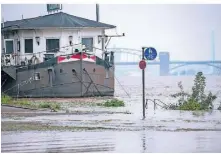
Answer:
top-left (1, 12), bottom-right (116, 31)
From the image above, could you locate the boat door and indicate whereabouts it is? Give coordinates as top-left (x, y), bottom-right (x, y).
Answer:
top-left (48, 69), bottom-right (53, 87)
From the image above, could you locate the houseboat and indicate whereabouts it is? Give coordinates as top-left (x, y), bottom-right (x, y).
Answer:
top-left (1, 5), bottom-right (121, 97)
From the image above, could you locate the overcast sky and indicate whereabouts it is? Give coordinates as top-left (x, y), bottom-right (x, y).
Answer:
top-left (1, 4), bottom-right (221, 61)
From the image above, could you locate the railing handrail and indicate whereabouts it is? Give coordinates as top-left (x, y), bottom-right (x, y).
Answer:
top-left (154, 99), bottom-right (169, 107)
top-left (145, 98), bottom-right (169, 110)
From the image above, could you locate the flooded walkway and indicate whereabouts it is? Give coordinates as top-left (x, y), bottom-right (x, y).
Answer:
top-left (2, 130), bottom-right (221, 153)
top-left (2, 75), bottom-right (221, 153)
top-left (2, 108), bottom-right (221, 153)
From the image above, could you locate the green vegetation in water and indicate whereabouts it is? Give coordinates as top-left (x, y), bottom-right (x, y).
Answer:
top-left (97, 99), bottom-right (125, 107)
top-left (1, 93), bottom-right (13, 104)
top-left (169, 72), bottom-right (217, 111)
top-left (218, 103), bottom-right (221, 110)
top-left (192, 111), bottom-right (205, 117)
top-left (1, 94), bottom-right (61, 111)
top-left (1, 122), bottom-right (115, 131)
top-left (39, 102), bottom-right (61, 112)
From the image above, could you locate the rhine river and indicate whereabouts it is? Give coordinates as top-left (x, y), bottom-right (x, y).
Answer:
top-left (1, 65), bottom-right (221, 153)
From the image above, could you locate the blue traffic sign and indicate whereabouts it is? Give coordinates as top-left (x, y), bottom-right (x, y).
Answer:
top-left (144, 47), bottom-right (157, 60)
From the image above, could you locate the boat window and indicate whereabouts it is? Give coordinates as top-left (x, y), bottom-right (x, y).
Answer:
top-left (82, 37), bottom-right (93, 52)
top-left (17, 41), bottom-right (20, 52)
top-left (60, 69), bottom-right (63, 73)
top-left (48, 69), bottom-right (53, 87)
top-left (34, 72), bottom-right (40, 80)
top-left (25, 39), bottom-right (33, 53)
top-left (5, 40), bottom-right (14, 54)
top-left (46, 39), bottom-right (60, 53)
top-left (72, 69), bottom-right (76, 74)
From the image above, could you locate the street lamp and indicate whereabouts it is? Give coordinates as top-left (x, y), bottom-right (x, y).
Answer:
top-left (69, 35), bottom-right (73, 46)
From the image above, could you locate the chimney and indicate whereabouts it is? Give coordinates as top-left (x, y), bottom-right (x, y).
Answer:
top-left (96, 4), bottom-right (99, 22)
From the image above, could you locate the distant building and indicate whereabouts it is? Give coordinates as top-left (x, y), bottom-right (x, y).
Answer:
top-left (159, 52), bottom-right (170, 76)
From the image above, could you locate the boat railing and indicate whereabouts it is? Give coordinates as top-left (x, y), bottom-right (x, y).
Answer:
top-left (1, 43), bottom-right (95, 67)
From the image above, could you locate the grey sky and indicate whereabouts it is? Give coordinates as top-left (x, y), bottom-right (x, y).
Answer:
top-left (1, 4), bottom-right (221, 61)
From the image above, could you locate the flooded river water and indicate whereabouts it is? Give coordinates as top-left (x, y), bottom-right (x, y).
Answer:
top-left (2, 65), bottom-right (221, 153)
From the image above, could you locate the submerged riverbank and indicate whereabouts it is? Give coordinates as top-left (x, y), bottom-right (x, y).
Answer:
top-left (2, 105), bottom-right (221, 153)
top-left (2, 75), bottom-right (221, 152)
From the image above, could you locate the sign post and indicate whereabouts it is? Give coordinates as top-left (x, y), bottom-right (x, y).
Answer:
top-left (142, 47), bottom-right (146, 119)
top-left (141, 47), bottom-right (157, 120)
top-left (139, 60), bottom-right (146, 70)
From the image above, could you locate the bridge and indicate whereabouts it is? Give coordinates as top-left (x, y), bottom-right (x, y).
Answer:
top-left (107, 48), bottom-right (221, 76)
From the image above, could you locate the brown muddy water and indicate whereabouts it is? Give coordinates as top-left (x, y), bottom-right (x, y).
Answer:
top-left (1, 68), bottom-right (221, 153)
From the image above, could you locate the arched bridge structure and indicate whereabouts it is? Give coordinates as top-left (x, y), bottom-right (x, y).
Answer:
top-left (107, 48), bottom-right (221, 76)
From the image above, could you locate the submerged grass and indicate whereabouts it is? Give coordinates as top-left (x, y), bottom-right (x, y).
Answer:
top-left (192, 111), bottom-right (205, 117)
top-left (1, 93), bottom-right (61, 111)
top-left (1, 93), bottom-right (13, 104)
top-left (97, 99), bottom-right (125, 107)
top-left (218, 103), bottom-right (221, 110)
top-left (1, 122), bottom-right (115, 132)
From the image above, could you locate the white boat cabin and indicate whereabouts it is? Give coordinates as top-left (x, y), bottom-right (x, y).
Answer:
top-left (1, 12), bottom-right (116, 66)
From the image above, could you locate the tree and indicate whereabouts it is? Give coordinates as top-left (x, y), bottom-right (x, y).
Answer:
top-left (191, 72), bottom-right (206, 103)
top-left (170, 72), bottom-right (217, 110)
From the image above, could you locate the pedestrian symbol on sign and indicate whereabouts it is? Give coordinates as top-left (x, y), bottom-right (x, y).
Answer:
top-left (144, 47), bottom-right (157, 60)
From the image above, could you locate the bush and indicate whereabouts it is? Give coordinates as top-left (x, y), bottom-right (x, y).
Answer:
top-left (39, 102), bottom-right (51, 108)
top-left (171, 72), bottom-right (217, 111)
top-left (1, 94), bottom-right (33, 107)
top-left (178, 99), bottom-right (201, 110)
top-left (50, 104), bottom-right (61, 110)
top-left (38, 102), bottom-right (61, 112)
top-left (1, 93), bottom-right (12, 104)
top-left (16, 99), bottom-right (31, 106)
top-left (218, 103), bottom-right (221, 110)
top-left (98, 99), bottom-right (125, 107)
top-left (200, 92), bottom-right (216, 110)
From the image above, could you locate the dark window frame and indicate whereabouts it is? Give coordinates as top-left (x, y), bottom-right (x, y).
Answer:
top-left (60, 69), bottom-right (63, 73)
top-left (46, 38), bottom-right (60, 53)
top-left (34, 72), bottom-right (41, 80)
top-left (5, 39), bottom-right (14, 54)
top-left (24, 39), bottom-right (33, 53)
top-left (17, 41), bottom-right (20, 52)
top-left (82, 37), bottom-right (94, 52)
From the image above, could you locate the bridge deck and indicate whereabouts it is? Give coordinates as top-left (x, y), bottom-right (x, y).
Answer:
top-left (115, 61), bottom-right (221, 65)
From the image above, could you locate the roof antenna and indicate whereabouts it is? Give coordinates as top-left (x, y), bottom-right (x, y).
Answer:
top-left (22, 14), bottom-right (23, 19)
top-left (96, 4), bottom-right (99, 22)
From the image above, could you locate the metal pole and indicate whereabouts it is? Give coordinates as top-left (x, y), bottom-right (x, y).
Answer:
top-left (142, 47), bottom-right (145, 119)
top-left (96, 4), bottom-right (99, 22)
top-left (80, 50), bottom-right (83, 97)
top-left (101, 31), bottom-right (105, 59)
top-left (102, 36), bottom-right (105, 54)
top-left (2, 17), bottom-right (5, 54)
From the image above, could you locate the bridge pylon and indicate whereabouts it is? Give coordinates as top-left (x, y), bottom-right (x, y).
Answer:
top-left (159, 52), bottom-right (170, 76)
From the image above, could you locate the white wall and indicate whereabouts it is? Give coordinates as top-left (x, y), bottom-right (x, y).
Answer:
top-left (5, 27), bottom-right (104, 65)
